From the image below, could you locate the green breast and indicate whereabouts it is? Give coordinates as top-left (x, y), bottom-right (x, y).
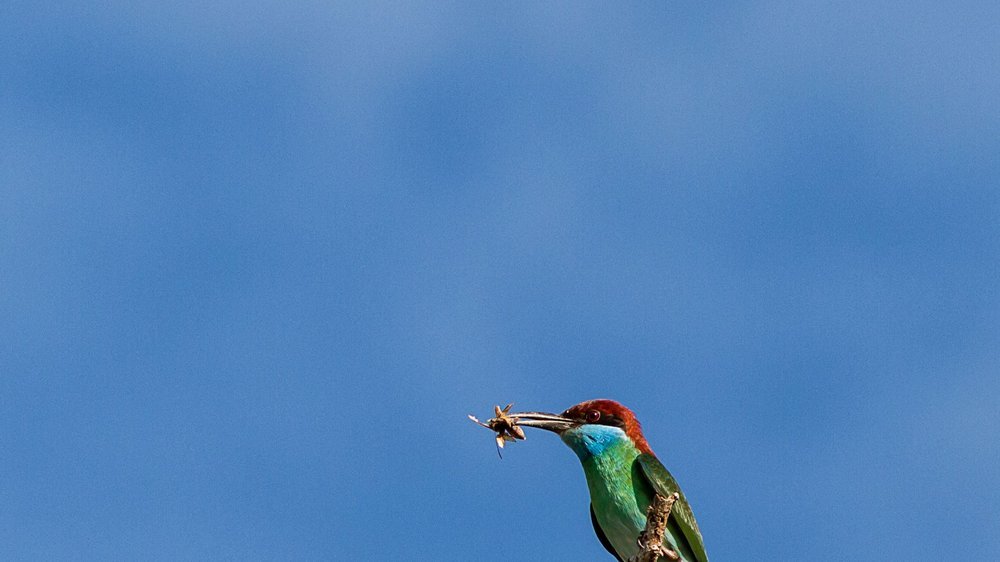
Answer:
top-left (582, 442), bottom-right (652, 560)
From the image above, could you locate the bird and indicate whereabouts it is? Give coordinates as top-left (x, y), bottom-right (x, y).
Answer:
top-left (510, 399), bottom-right (708, 562)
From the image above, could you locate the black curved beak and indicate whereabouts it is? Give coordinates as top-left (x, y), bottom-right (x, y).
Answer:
top-left (508, 411), bottom-right (576, 434)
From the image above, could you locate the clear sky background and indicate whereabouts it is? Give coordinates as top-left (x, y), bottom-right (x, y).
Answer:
top-left (3, 2), bottom-right (998, 560)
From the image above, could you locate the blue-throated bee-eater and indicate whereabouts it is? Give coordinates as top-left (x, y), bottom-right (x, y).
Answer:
top-left (511, 400), bottom-right (708, 562)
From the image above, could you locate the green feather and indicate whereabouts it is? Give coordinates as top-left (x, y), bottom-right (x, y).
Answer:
top-left (635, 453), bottom-right (709, 562)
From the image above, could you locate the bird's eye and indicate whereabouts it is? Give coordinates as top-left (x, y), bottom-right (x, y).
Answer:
top-left (586, 410), bottom-right (601, 423)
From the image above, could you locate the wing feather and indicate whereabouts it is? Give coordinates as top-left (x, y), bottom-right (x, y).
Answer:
top-left (635, 454), bottom-right (709, 562)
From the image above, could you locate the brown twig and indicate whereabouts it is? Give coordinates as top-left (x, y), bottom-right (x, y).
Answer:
top-left (629, 492), bottom-right (681, 562)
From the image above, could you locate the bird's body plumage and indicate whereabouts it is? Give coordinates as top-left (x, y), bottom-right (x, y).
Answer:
top-left (574, 426), bottom-right (648, 560)
top-left (561, 422), bottom-right (707, 561)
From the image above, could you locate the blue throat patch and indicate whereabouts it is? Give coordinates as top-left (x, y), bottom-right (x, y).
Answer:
top-left (560, 424), bottom-right (630, 460)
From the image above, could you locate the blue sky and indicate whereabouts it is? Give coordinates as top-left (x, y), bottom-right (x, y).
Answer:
top-left (2, 2), bottom-right (998, 560)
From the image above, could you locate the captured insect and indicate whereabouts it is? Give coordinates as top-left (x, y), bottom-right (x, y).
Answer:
top-left (468, 404), bottom-right (526, 458)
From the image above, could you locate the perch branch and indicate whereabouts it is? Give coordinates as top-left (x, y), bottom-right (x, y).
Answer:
top-left (629, 492), bottom-right (681, 562)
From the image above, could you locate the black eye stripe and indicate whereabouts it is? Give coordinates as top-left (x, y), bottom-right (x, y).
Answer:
top-left (595, 415), bottom-right (625, 428)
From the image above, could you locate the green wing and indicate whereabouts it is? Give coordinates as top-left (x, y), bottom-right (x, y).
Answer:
top-left (636, 453), bottom-right (709, 562)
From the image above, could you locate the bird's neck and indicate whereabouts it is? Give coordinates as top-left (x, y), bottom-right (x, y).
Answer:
top-left (580, 438), bottom-right (643, 494)
top-left (561, 424), bottom-right (640, 462)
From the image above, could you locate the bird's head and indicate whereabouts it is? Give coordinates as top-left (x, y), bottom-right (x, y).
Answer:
top-left (511, 399), bottom-right (652, 460)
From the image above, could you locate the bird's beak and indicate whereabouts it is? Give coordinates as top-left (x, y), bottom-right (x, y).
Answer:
top-left (508, 411), bottom-right (576, 434)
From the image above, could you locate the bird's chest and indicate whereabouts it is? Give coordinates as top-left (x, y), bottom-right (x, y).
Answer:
top-left (583, 453), bottom-right (649, 559)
